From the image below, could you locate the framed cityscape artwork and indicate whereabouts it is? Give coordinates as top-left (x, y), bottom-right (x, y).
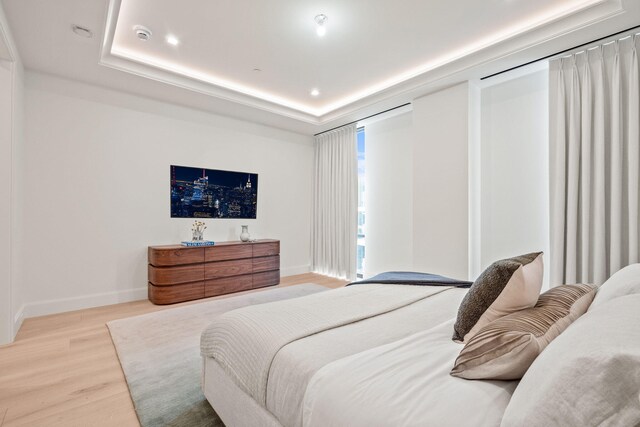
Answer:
top-left (170, 165), bottom-right (258, 219)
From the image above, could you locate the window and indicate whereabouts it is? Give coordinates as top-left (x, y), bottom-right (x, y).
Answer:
top-left (357, 127), bottom-right (365, 278)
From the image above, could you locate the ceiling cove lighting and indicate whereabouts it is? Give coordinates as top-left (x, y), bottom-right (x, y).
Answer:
top-left (166, 35), bottom-right (180, 46)
top-left (310, 89), bottom-right (320, 97)
top-left (110, 46), bottom-right (316, 114)
top-left (107, 0), bottom-right (607, 117)
top-left (314, 14), bottom-right (328, 37)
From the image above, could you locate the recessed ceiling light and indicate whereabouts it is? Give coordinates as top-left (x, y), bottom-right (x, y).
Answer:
top-left (166, 35), bottom-right (179, 46)
top-left (133, 25), bottom-right (152, 41)
top-left (71, 24), bottom-right (93, 39)
top-left (310, 89), bottom-right (320, 97)
top-left (314, 14), bottom-right (328, 37)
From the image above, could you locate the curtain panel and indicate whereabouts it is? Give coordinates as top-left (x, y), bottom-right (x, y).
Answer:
top-left (550, 35), bottom-right (639, 286)
top-left (311, 124), bottom-right (358, 280)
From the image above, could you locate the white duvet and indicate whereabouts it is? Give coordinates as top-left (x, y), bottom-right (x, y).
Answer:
top-left (201, 284), bottom-right (452, 405)
top-left (267, 288), bottom-right (468, 427)
top-left (303, 320), bottom-right (518, 427)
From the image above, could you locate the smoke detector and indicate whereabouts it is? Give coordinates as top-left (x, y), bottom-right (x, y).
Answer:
top-left (133, 25), bottom-right (152, 41)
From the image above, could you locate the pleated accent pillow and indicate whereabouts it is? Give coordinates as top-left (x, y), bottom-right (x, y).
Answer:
top-left (450, 283), bottom-right (597, 380)
top-left (452, 252), bottom-right (543, 343)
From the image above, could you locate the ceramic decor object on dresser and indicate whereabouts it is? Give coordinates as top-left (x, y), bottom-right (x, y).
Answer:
top-left (148, 239), bottom-right (280, 304)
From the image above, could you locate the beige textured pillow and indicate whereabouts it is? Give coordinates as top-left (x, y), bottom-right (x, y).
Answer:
top-left (452, 252), bottom-right (543, 343)
top-left (451, 283), bottom-right (597, 380)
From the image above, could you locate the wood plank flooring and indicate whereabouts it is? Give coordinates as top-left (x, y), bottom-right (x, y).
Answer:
top-left (0, 273), bottom-right (347, 427)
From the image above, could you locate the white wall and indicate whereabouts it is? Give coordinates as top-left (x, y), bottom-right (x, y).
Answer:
top-left (0, 0), bottom-right (26, 343)
top-left (0, 60), bottom-right (12, 343)
top-left (13, 62), bottom-right (550, 322)
top-left (10, 58), bottom-right (24, 337)
top-left (360, 72), bottom-right (549, 287)
top-left (412, 83), bottom-right (470, 279)
top-left (359, 84), bottom-right (471, 281)
top-left (1, 62), bottom-right (24, 343)
top-left (21, 72), bottom-right (313, 318)
top-left (363, 112), bottom-right (413, 276)
top-left (479, 68), bottom-right (550, 287)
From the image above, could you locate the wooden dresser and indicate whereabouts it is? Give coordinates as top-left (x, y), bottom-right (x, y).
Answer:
top-left (148, 239), bottom-right (280, 304)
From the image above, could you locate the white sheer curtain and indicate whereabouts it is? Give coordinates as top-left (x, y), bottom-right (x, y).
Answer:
top-left (311, 124), bottom-right (358, 280)
top-left (550, 35), bottom-right (639, 286)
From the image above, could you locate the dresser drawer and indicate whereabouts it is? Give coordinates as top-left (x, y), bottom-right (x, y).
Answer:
top-left (205, 244), bottom-right (252, 262)
top-left (253, 242), bottom-right (279, 257)
top-left (148, 247), bottom-right (204, 266)
top-left (205, 259), bottom-right (253, 279)
top-left (253, 270), bottom-right (280, 288)
top-left (252, 255), bottom-right (280, 273)
top-left (205, 275), bottom-right (253, 297)
top-left (148, 264), bottom-right (204, 286)
top-left (148, 282), bottom-right (204, 304)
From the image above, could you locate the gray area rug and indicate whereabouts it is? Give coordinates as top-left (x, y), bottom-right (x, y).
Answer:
top-left (107, 284), bottom-right (328, 427)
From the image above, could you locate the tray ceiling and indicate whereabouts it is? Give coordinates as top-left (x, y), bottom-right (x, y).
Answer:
top-left (104, 0), bottom-right (613, 120)
top-left (2, 0), bottom-right (636, 132)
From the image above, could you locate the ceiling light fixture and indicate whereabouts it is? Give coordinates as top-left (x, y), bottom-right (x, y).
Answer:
top-left (71, 24), bottom-right (93, 39)
top-left (310, 89), bottom-right (320, 97)
top-left (133, 25), bottom-right (152, 41)
top-left (314, 14), bottom-right (328, 37)
top-left (166, 35), bottom-right (179, 46)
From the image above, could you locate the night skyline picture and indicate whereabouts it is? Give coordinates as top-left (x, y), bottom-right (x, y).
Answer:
top-left (171, 165), bottom-right (258, 219)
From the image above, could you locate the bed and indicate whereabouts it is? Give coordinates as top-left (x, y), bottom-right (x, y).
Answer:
top-left (200, 265), bottom-right (640, 427)
top-left (200, 282), bottom-right (516, 427)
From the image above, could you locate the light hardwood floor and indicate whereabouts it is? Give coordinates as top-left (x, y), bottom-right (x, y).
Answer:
top-left (0, 273), bottom-right (347, 427)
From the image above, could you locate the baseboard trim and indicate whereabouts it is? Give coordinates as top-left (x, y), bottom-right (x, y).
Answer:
top-left (18, 266), bottom-right (309, 322)
top-left (21, 287), bottom-right (148, 319)
top-left (281, 264), bottom-right (310, 277)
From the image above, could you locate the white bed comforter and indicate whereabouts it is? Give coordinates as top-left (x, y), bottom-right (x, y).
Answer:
top-left (266, 288), bottom-right (467, 427)
top-left (200, 284), bottom-right (452, 406)
top-left (302, 319), bottom-right (518, 427)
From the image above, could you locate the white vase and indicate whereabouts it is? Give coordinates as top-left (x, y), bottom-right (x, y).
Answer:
top-left (240, 225), bottom-right (250, 242)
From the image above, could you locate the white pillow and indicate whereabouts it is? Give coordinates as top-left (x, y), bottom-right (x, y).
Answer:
top-left (590, 263), bottom-right (640, 310)
top-left (501, 294), bottom-right (640, 427)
